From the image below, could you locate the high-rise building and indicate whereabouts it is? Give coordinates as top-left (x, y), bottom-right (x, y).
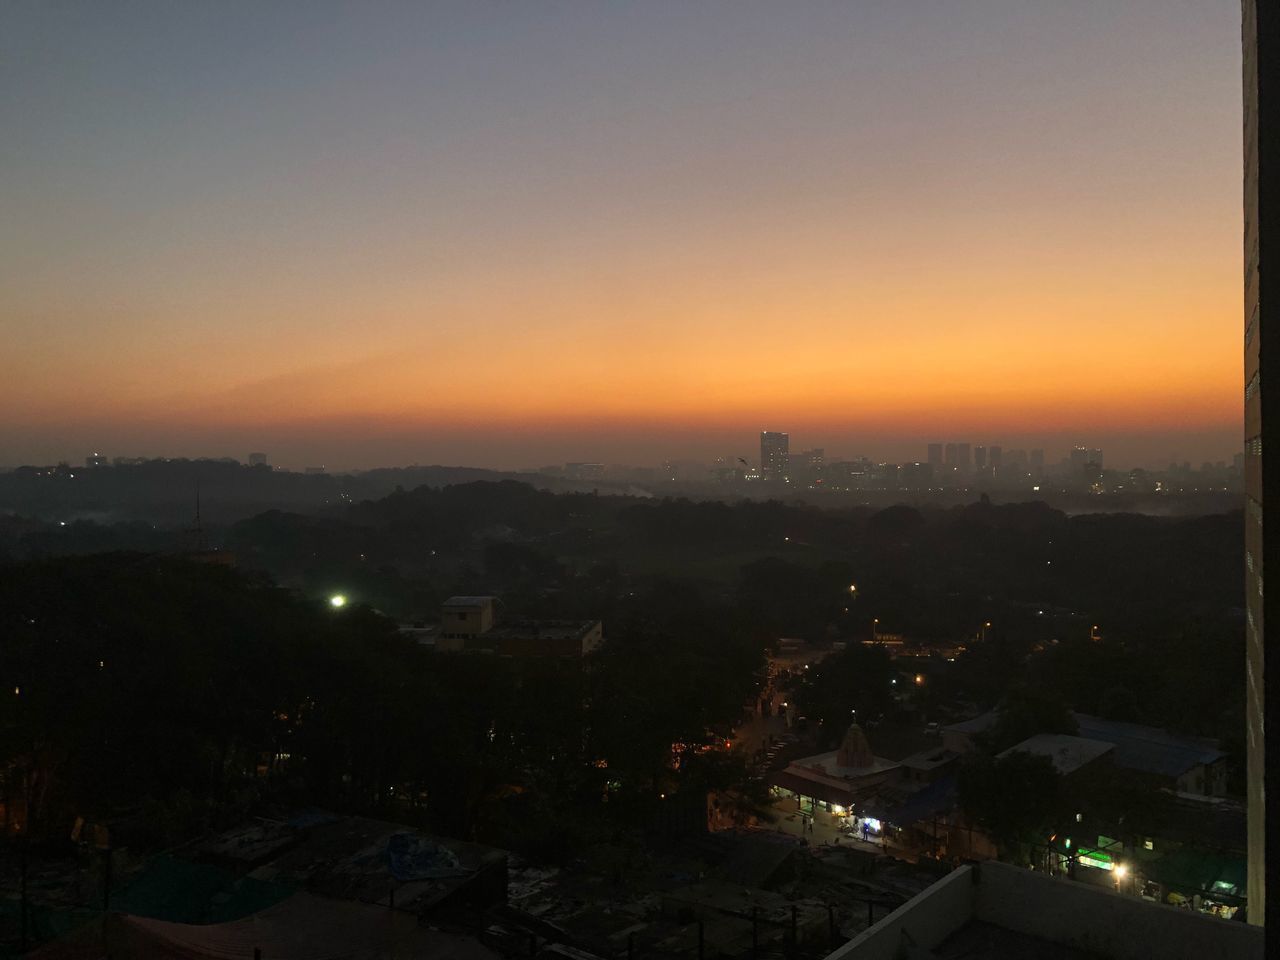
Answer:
top-left (955, 442), bottom-right (972, 475)
top-left (248, 452), bottom-right (268, 467)
top-left (989, 445), bottom-right (1003, 472)
top-left (927, 443), bottom-right (943, 468)
top-left (943, 443), bottom-right (957, 470)
top-left (1244, 1), bottom-right (1277, 926)
top-left (1029, 448), bottom-right (1045, 476)
top-left (760, 431), bottom-right (789, 482)
top-left (974, 446), bottom-right (987, 471)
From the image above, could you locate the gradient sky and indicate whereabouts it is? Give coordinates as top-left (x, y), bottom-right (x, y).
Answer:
top-left (1, 1), bottom-right (1244, 470)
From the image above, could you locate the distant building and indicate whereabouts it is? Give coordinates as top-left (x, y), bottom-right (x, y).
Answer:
top-left (248, 452), bottom-right (268, 467)
top-left (435, 596), bottom-right (602, 658)
top-left (793, 448), bottom-right (825, 485)
top-left (927, 443), bottom-right (943, 468)
top-left (439, 596), bottom-right (497, 640)
top-left (988, 445), bottom-right (1003, 471)
top-left (899, 462), bottom-right (933, 488)
top-left (85, 452), bottom-right (107, 468)
top-left (304, 466), bottom-right (326, 475)
top-left (1029, 448), bottom-right (1045, 475)
top-left (974, 446), bottom-right (987, 471)
top-left (760, 431), bottom-right (789, 482)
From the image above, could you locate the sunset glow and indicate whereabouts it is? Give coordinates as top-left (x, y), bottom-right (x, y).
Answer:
top-left (1, 1), bottom-right (1243, 468)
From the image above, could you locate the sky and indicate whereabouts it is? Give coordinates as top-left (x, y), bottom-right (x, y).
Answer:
top-left (0, 1), bottom-right (1244, 471)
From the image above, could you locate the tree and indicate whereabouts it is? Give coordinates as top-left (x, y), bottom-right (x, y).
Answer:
top-left (985, 686), bottom-right (1078, 753)
top-left (958, 751), bottom-right (1063, 863)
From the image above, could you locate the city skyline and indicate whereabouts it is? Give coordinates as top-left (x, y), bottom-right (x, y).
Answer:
top-left (10, 428), bottom-right (1242, 476)
top-left (1, 2), bottom-right (1243, 470)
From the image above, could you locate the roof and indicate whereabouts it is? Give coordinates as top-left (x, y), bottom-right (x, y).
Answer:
top-left (771, 769), bottom-right (862, 807)
top-left (789, 749), bottom-right (901, 780)
top-left (485, 620), bottom-right (600, 642)
top-left (1071, 713), bottom-right (1225, 779)
top-left (443, 596), bottom-right (497, 607)
top-left (885, 776), bottom-right (959, 826)
top-left (899, 747), bottom-right (957, 772)
top-left (115, 892), bottom-right (500, 960)
top-left (998, 735), bottom-right (1114, 775)
top-left (942, 710), bottom-right (999, 735)
top-left (249, 816), bottom-right (506, 913)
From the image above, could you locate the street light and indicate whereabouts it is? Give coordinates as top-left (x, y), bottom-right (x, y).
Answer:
top-left (329, 594), bottom-right (347, 609)
top-left (872, 617), bottom-right (879, 640)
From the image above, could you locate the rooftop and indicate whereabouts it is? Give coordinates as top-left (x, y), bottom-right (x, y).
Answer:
top-left (941, 710), bottom-right (999, 735)
top-left (998, 734), bottom-right (1114, 775)
top-left (443, 595), bottom-right (497, 607)
top-left (1071, 713), bottom-right (1225, 779)
top-left (485, 619), bottom-right (600, 641)
top-left (824, 860), bottom-right (1264, 960)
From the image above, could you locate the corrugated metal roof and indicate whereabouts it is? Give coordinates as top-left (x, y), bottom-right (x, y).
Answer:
top-left (1071, 713), bottom-right (1225, 779)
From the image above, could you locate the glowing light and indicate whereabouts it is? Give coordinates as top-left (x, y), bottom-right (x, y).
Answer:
top-left (329, 594), bottom-right (347, 608)
top-left (1115, 864), bottom-right (1129, 879)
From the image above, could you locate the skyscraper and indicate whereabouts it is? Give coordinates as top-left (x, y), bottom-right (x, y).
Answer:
top-left (1244, 0), bottom-right (1277, 926)
top-left (955, 442), bottom-right (972, 475)
top-left (927, 443), bottom-right (943, 468)
top-left (989, 445), bottom-right (1003, 472)
top-left (760, 431), bottom-right (789, 482)
top-left (974, 446), bottom-right (987, 471)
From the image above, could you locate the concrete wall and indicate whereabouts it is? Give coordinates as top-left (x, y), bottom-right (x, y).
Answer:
top-left (973, 860), bottom-right (1265, 960)
top-left (823, 865), bottom-right (975, 960)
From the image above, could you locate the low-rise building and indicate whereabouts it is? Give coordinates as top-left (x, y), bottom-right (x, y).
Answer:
top-left (434, 596), bottom-right (602, 659)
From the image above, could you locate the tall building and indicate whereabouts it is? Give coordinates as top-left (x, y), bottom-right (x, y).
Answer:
top-left (248, 452), bottom-right (268, 467)
top-left (760, 431), bottom-right (789, 482)
top-left (927, 443), bottom-right (943, 468)
top-left (1244, 0), bottom-right (1278, 926)
top-left (989, 445), bottom-right (1003, 472)
top-left (974, 445), bottom-right (987, 471)
top-left (955, 442), bottom-right (972, 475)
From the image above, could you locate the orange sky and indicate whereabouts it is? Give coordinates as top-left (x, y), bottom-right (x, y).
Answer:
top-left (0, 2), bottom-right (1244, 469)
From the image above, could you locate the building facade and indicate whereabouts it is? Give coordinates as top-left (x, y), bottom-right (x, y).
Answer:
top-left (760, 431), bottom-right (790, 481)
top-left (1243, 0), bottom-right (1279, 927)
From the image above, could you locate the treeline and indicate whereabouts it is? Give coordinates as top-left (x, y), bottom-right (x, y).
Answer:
top-left (0, 555), bottom-right (765, 859)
